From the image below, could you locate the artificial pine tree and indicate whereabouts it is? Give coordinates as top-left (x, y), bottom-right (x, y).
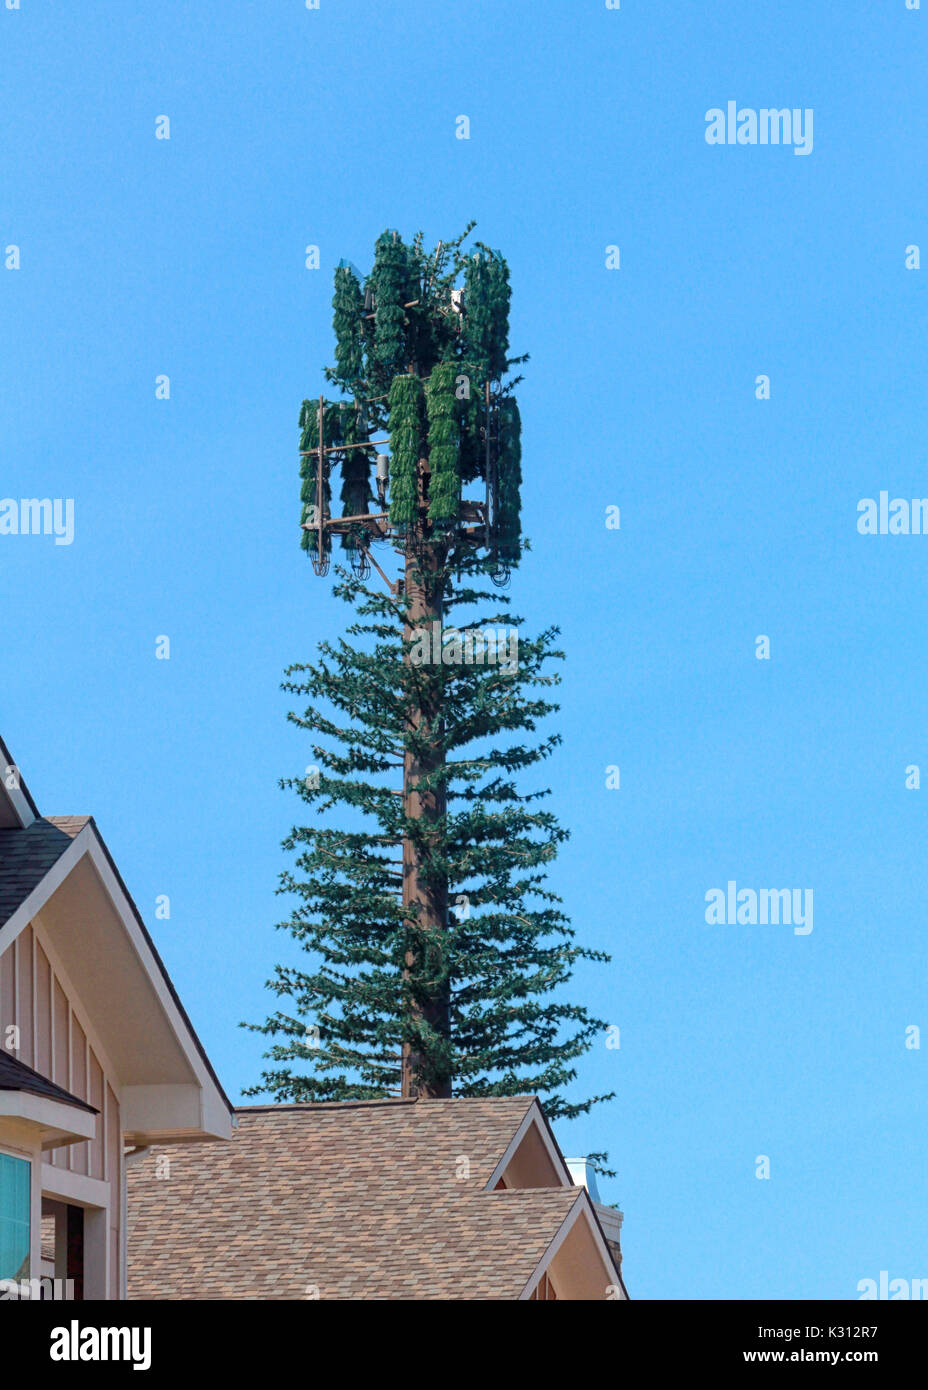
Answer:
top-left (246, 226), bottom-right (612, 1121)
top-left (425, 362), bottom-right (460, 526)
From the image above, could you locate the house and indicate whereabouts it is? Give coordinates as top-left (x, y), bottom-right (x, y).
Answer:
top-left (0, 737), bottom-right (234, 1299)
top-left (128, 1096), bottom-right (628, 1300)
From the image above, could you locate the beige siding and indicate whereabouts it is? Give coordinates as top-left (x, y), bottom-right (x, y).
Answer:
top-left (17, 930), bottom-right (34, 1066)
top-left (89, 1055), bottom-right (104, 1180)
top-left (34, 940), bottom-right (51, 1078)
top-left (0, 941), bottom-right (13, 1050)
top-left (51, 979), bottom-right (69, 1168)
top-left (71, 1016), bottom-right (88, 1175)
top-left (0, 922), bottom-right (120, 1190)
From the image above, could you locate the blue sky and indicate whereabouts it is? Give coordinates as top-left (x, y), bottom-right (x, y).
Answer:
top-left (2, 0), bottom-right (926, 1300)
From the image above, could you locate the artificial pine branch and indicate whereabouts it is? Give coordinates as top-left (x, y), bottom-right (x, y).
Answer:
top-left (386, 373), bottom-right (424, 529)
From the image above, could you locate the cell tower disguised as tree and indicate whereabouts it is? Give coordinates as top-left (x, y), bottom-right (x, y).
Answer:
top-left (246, 226), bottom-right (612, 1119)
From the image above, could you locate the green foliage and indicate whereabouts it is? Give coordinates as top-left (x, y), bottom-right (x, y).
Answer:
top-left (463, 248), bottom-right (510, 385)
top-left (455, 250), bottom-right (511, 495)
top-left (332, 266), bottom-right (363, 390)
top-left (386, 373), bottom-right (425, 529)
top-left (496, 396), bottom-right (522, 563)
top-left (425, 363), bottom-right (460, 526)
top-left (243, 560), bottom-right (614, 1120)
top-left (369, 230), bottom-right (411, 395)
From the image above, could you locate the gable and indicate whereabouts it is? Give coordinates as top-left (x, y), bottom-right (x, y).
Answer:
top-left (0, 741), bottom-right (232, 1144)
top-left (486, 1099), bottom-right (573, 1190)
top-left (522, 1194), bottom-right (624, 1300)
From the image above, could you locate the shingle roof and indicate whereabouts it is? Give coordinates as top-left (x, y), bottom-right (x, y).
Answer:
top-left (0, 816), bottom-right (89, 926)
top-left (0, 1048), bottom-right (98, 1113)
top-left (127, 1098), bottom-right (588, 1300)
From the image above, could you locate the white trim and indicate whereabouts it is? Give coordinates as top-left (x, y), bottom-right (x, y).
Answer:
top-left (483, 1099), bottom-right (574, 1192)
top-left (83, 1204), bottom-right (108, 1300)
top-left (13, 935), bottom-right (19, 1058)
top-left (40, 1162), bottom-right (108, 1209)
top-left (0, 1091), bottom-right (95, 1147)
top-left (0, 768), bottom-right (36, 830)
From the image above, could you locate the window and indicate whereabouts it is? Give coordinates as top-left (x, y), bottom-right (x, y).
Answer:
top-left (0, 1151), bottom-right (31, 1282)
top-left (529, 1271), bottom-right (557, 1300)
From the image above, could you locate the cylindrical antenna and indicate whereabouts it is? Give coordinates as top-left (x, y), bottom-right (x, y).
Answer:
top-left (376, 454), bottom-right (389, 508)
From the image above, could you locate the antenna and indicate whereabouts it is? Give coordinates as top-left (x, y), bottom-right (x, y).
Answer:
top-left (300, 381), bottom-right (509, 590)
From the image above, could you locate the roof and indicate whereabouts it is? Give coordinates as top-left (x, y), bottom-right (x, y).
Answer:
top-left (0, 1049), bottom-right (98, 1114)
top-left (128, 1097), bottom-right (611, 1300)
top-left (0, 816), bottom-right (89, 926)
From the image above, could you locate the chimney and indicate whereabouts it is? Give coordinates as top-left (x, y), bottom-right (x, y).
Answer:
top-left (565, 1156), bottom-right (625, 1283)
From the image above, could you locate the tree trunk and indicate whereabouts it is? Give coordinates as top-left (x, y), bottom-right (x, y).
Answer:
top-left (400, 520), bottom-right (451, 1099)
